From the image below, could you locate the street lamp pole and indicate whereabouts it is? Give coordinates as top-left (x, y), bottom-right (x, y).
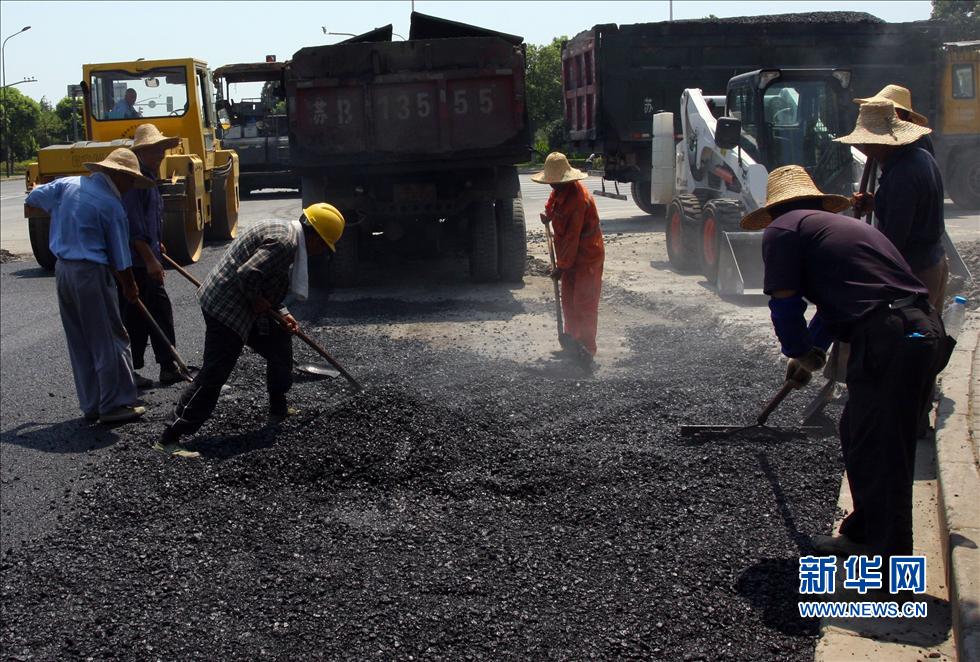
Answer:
top-left (2, 25), bottom-right (32, 176)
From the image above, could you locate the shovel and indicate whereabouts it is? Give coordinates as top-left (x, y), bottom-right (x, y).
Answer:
top-left (133, 298), bottom-right (195, 382)
top-left (162, 254), bottom-right (358, 389)
top-left (680, 381), bottom-right (819, 437)
top-left (542, 216), bottom-right (592, 365)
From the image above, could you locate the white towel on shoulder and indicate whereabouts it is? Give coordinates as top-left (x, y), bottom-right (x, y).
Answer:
top-left (289, 220), bottom-right (309, 302)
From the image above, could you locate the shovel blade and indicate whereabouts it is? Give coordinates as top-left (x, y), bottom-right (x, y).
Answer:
top-left (295, 363), bottom-right (340, 378)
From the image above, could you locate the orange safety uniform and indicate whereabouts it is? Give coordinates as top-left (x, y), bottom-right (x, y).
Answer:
top-left (546, 180), bottom-right (605, 355)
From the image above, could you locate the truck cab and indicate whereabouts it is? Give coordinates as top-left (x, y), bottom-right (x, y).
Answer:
top-left (25, 58), bottom-right (239, 269)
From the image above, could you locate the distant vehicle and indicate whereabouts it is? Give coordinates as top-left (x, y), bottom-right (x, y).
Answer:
top-left (284, 12), bottom-right (531, 285)
top-left (561, 13), bottom-right (978, 213)
top-left (25, 57), bottom-right (239, 268)
top-left (213, 62), bottom-right (300, 196)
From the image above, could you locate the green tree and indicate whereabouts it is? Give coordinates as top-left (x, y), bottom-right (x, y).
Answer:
top-left (525, 36), bottom-right (567, 154)
top-left (1, 86), bottom-right (41, 170)
top-left (930, 0), bottom-right (980, 39)
top-left (35, 97), bottom-right (65, 147)
top-left (55, 96), bottom-right (84, 141)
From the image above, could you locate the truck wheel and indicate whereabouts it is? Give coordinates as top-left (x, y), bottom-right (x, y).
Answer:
top-left (29, 217), bottom-right (56, 271)
top-left (496, 197), bottom-right (527, 283)
top-left (631, 179), bottom-right (663, 216)
top-left (699, 199), bottom-right (743, 283)
top-left (206, 177), bottom-right (240, 241)
top-left (665, 195), bottom-right (700, 273)
top-left (328, 227), bottom-right (359, 287)
top-left (949, 152), bottom-right (980, 210)
top-left (162, 210), bottom-right (204, 266)
top-left (469, 201), bottom-right (499, 282)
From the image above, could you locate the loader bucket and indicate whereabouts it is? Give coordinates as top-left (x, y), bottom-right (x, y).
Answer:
top-left (716, 231), bottom-right (766, 296)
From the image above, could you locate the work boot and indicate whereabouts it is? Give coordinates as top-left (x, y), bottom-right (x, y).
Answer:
top-left (269, 394), bottom-right (298, 421)
top-left (159, 364), bottom-right (184, 386)
top-left (99, 405), bottom-right (146, 425)
top-left (811, 533), bottom-right (867, 557)
top-left (152, 440), bottom-right (200, 459)
top-left (133, 372), bottom-right (153, 389)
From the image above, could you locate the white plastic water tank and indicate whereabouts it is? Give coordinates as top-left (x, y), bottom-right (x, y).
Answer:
top-left (650, 112), bottom-right (675, 205)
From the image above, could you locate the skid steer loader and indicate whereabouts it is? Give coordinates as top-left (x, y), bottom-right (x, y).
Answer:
top-left (652, 68), bottom-right (864, 294)
top-left (25, 58), bottom-right (240, 269)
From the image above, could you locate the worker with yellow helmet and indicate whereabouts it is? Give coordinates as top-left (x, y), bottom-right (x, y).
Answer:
top-left (154, 204), bottom-right (345, 457)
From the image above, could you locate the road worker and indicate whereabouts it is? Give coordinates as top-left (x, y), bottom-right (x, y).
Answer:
top-left (853, 84), bottom-right (934, 155)
top-left (841, 100), bottom-right (947, 311)
top-left (25, 148), bottom-right (153, 424)
top-left (533, 152), bottom-right (605, 359)
top-left (746, 165), bottom-right (952, 570)
top-left (108, 88), bottom-right (141, 120)
top-left (155, 204), bottom-right (345, 457)
top-left (120, 124), bottom-right (183, 387)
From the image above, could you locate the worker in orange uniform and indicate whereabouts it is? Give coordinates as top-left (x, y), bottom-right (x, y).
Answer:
top-left (533, 152), bottom-right (605, 359)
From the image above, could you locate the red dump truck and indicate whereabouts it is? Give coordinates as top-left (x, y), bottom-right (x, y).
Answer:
top-left (285, 13), bottom-right (531, 285)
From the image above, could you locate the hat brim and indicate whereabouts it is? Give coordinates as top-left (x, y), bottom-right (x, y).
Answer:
top-left (853, 96), bottom-right (928, 126)
top-left (834, 122), bottom-right (932, 147)
top-left (84, 162), bottom-right (155, 189)
top-left (740, 194), bottom-right (852, 230)
top-left (301, 210), bottom-right (339, 252)
top-left (530, 168), bottom-right (587, 184)
top-left (132, 136), bottom-right (181, 151)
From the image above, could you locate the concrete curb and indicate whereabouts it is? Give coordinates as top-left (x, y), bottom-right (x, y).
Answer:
top-left (934, 312), bottom-right (980, 662)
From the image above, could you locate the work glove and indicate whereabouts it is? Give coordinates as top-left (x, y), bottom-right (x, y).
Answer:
top-left (785, 347), bottom-right (827, 390)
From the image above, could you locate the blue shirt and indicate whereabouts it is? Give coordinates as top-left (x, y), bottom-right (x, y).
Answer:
top-left (107, 100), bottom-right (139, 119)
top-left (122, 161), bottom-right (163, 266)
top-left (26, 174), bottom-right (132, 270)
top-left (875, 146), bottom-right (946, 272)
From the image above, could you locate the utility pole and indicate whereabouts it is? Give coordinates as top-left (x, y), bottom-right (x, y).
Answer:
top-left (669, 0), bottom-right (673, 22)
top-left (2, 25), bottom-right (32, 177)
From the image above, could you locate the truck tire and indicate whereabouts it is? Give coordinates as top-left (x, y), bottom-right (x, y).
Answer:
top-left (948, 151), bottom-right (980, 210)
top-left (328, 227), bottom-right (359, 287)
top-left (665, 195), bottom-right (701, 273)
top-left (496, 196), bottom-right (527, 283)
top-left (162, 209), bottom-right (204, 266)
top-left (469, 200), bottom-right (499, 282)
top-left (699, 199), bottom-right (743, 283)
top-left (630, 179), bottom-right (663, 216)
top-left (29, 217), bottom-right (56, 271)
top-left (206, 176), bottom-right (240, 241)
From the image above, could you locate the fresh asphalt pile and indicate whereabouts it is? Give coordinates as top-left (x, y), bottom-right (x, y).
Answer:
top-left (1, 301), bottom-right (844, 660)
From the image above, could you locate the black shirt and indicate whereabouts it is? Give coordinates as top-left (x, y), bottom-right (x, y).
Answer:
top-left (763, 209), bottom-right (927, 340)
top-left (875, 145), bottom-right (945, 272)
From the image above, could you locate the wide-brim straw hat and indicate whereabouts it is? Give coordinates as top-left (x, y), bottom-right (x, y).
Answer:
top-left (835, 100), bottom-right (932, 147)
top-left (530, 152), bottom-right (587, 184)
top-left (853, 84), bottom-right (928, 126)
top-left (83, 148), bottom-right (155, 188)
top-left (130, 123), bottom-right (181, 151)
top-left (740, 165), bottom-right (851, 230)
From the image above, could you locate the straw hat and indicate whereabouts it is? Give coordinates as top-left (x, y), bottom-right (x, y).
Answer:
top-left (740, 165), bottom-right (851, 230)
top-left (853, 84), bottom-right (927, 126)
top-left (130, 123), bottom-right (181, 151)
top-left (530, 152), bottom-right (587, 184)
top-left (834, 100), bottom-right (932, 147)
top-left (83, 148), bottom-right (155, 188)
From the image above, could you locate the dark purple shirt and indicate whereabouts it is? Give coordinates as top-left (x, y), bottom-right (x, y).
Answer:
top-left (121, 161), bottom-right (163, 266)
top-left (875, 145), bottom-right (945, 272)
top-left (763, 209), bottom-right (927, 340)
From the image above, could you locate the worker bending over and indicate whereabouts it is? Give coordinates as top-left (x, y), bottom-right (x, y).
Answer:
top-left (532, 152), bottom-right (605, 357)
top-left (746, 165), bottom-right (951, 575)
top-left (155, 204), bottom-right (345, 457)
top-left (25, 148), bottom-right (153, 424)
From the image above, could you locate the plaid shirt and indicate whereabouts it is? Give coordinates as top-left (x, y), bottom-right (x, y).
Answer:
top-left (198, 220), bottom-right (299, 341)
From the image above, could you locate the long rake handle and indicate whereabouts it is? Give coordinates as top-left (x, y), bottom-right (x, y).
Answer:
top-left (133, 298), bottom-right (193, 381)
top-left (161, 254), bottom-right (363, 392)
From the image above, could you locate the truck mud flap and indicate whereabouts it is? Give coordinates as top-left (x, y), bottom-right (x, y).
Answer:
top-left (716, 231), bottom-right (765, 296)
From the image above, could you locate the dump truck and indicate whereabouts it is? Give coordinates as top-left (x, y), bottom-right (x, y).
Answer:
top-left (560, 12), bottom-right (978, 214)
top-left (285, 12), bottom-right (531, 285)
top-left (213, 61), bottom-right (300, 196)
top-left (25, 57), bottom-right (239, 269)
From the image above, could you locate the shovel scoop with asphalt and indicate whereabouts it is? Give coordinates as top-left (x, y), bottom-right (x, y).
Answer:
top-left (680, 381), bottom-right (820, 437)
top-left (542, 217), bottom-right (593, 366)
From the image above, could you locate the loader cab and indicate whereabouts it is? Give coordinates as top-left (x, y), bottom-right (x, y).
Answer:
top-left (82, 58), bottom-right (219, 161)
top-left (726, 69), bottom-right (855, 195)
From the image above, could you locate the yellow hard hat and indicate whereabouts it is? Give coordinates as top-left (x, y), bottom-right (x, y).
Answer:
top-left (302, 203), bottom-right (345, 252)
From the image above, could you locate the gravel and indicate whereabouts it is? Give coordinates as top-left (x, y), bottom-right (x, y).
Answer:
top-left (948, 239), bottom-right (980, 310)
top-left (1, 300), bottom-right (843, 660)
top-left (0, 249), bottom-right (22, 264)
